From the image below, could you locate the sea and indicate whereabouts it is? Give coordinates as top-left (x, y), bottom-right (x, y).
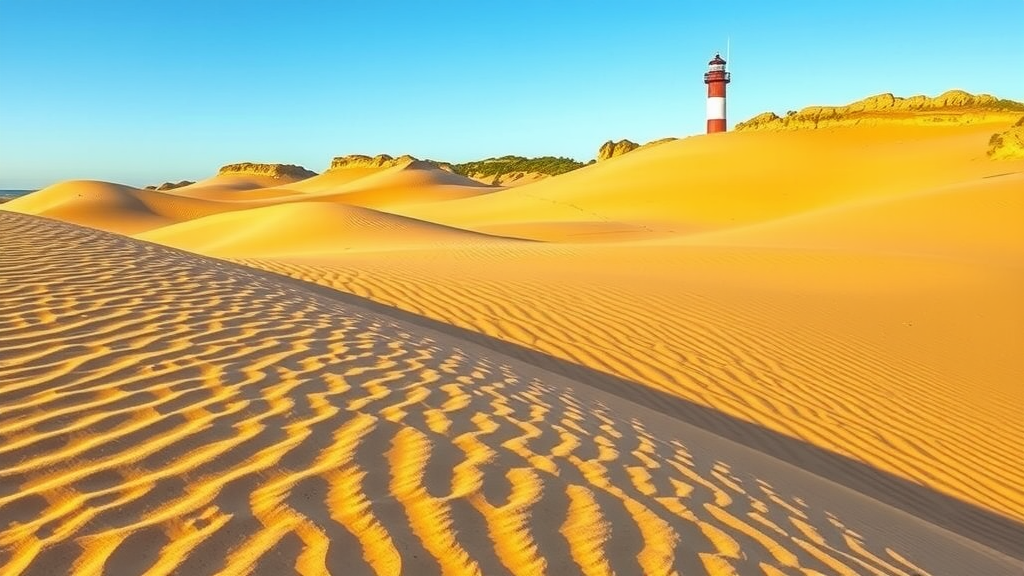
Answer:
top-left (0, 190), bottom-right (35, 202)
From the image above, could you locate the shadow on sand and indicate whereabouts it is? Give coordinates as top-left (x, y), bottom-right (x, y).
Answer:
top-left (256, 265), bottom-right (1024, 563)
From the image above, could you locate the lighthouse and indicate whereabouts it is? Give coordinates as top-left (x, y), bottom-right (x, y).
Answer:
top-left (704, 53), bottom-right (730, 133)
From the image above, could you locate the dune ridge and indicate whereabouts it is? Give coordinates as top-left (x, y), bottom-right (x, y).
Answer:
top-left (988, 115), bottom-right (1024, 159)
top-left (390, 123), bottom-right (1014, 241)
top-left (217, 162), bottom-right (318, 179)
top-left (136, 201), bottom-right (525, 258)
top-left (736, 89), bottom-right (1024, 130)
top-left (328, 154), bottom-right (426, 171)
top-left (2, 212), bottom-right (1019, 575)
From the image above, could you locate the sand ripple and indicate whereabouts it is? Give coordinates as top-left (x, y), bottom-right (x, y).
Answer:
top-left (0, 213), bottom-right (1017, 575)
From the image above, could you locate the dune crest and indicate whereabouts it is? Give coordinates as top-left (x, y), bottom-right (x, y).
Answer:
top-left (988, 115), bottom-right (1024, 159)
top-left (217, 162), bottom-right (318, 179)
top-left (144, 180), bottom-right (195, 191)
top-left (328, 154), bottom-right (426, 171)
top-left (1, 180), bottom-right (173, 234)
top-left (737, 89), bottom-right (1024, 130)
top-left (597, 139), bottom-right (640, 161)
top-left (136, 201), bottom-right (521, 257)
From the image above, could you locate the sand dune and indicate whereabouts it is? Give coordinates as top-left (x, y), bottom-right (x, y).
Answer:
top-left (240, 239), bottom-right (1024, 533)
top-left (267, 167), bottom-right (396, 194)
top-left (1, 180), bottom-right (174, 234)
top-left (672, 171), bottom-right (1024, 263)
top-left (136, 202), bottom-right (524, 258)
top-left (394, 123), bottom-right (1014, 241)
top-left (209, 123), bottom-right (1024, 530)
top-left (295, 161), bottom-right (496, 210)
top-left (168, 174), bottom-right (312, 201)
top-left (2, 212), bottom-right (1019, 575)
top-left (2, 179), bottom-right (288, 232)
top-left (4, 114), bottom-right (1024, 574)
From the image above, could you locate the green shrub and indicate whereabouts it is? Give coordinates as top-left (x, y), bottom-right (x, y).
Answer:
top-left (451, 156), bottom-right (586, 179)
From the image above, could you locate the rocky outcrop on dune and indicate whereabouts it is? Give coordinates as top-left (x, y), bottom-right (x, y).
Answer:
top-left (328, 154), bottom-right (423, 170)
top-left (988, 115), bottom-right (1024, 160)
top-left (598, 139), bottom-right (639, 161)
top-left (144, 180), bottom-right (194, 191)
top-left (217, 163), bottom-right (317, 179)
top-left (597, 137), bottom-right (678, 162)
top-left (736, 90), bottom-right (1024, 131)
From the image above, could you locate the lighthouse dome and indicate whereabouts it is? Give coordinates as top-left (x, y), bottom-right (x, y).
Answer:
top-left (708, 53), bottom-right (727, 66)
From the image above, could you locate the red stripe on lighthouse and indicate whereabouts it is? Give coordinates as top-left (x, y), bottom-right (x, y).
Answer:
top-left (707, 119), bottom-right (727, 133)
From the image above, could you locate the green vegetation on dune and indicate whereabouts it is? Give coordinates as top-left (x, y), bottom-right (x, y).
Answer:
top-left (993, 99), bottom-right (1024, 112)
top-left (449, 155), bottom-right (586, 179)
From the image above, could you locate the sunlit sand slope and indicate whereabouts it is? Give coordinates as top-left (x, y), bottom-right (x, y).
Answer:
top-left (241, 239), bottom-right (1024, 535)
top-left (136, 202), bottom-right (524, 258)
top-left (394, 124), bottom-right (1016, 241)
top-left (0, 181), bottom-right (173, 234)
top-left (292, 162), bottom-right (496, 210)
top-left (219, 124), bottom-right (1024, 531)
top-left (169, 173), bottom-right (314, 201)
top-left (675, 171), bottom-right (1024, 263)
top-left (2, 212), bottom-right (1017, 575)
top-left (1, 180), bottom-right (275, 232)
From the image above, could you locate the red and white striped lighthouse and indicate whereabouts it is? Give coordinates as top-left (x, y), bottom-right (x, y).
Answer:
top-left (703, 53), bottom-right (730, 133)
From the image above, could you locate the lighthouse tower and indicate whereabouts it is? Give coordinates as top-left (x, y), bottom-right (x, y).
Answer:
top-left (703, 53), bottom-right (730, 133)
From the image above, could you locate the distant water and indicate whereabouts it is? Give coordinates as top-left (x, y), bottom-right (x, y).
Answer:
top-left (0, 190), bottom-right (35, 202)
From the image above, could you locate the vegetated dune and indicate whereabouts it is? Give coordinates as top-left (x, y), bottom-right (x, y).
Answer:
top-left (137, 201), bottom-right (523, 258)
top-left (2, 212), bottom-right (1019, 576)
top-left (736, 89), bottom-right (1024, 130)
top-left (450, 155), bottom-right (587, 187)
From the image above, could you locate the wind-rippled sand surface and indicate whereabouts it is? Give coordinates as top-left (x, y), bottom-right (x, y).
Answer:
top-left (1, 213), bottom-right (1016, 575)
top-left (3, 122), bottom-right (1023, 574)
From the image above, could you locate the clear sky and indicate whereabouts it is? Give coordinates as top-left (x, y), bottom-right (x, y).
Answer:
top-left (1, 0), bottom-right (1022, 188)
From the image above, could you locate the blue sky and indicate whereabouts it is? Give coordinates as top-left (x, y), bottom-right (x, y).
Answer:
top-left (1, 0), bottom-right (1022, 188)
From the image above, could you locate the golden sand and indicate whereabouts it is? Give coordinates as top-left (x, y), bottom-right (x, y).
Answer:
top-left (3, 119), bottom-right (1023, 574)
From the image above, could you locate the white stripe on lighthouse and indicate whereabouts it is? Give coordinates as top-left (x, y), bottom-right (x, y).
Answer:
top-left (706, 97), bottom-right (726, 120)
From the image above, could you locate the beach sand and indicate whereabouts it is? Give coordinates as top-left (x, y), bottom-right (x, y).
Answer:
top-left (2, 120), bottom-right (1023, 574)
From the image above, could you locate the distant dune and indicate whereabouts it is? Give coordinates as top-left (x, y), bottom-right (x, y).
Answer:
top-left (3, 91), bottom-right (1024, 574)
top-left (1, 180), bottom-right (174, 234)
top-left (217, 162), bottom-right (318, 180)
top-left (737, 89), bottom-right (1024, 130)
top-left (136, 201), bottom-right (522, 258)
top-left (391, 122), bottom-right (1011, 242)
top-left (144, 180), bottom-right (195, 191)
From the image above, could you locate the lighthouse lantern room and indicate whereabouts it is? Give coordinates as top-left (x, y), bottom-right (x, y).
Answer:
top-left (704, 53), bottom-right (730, 133)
